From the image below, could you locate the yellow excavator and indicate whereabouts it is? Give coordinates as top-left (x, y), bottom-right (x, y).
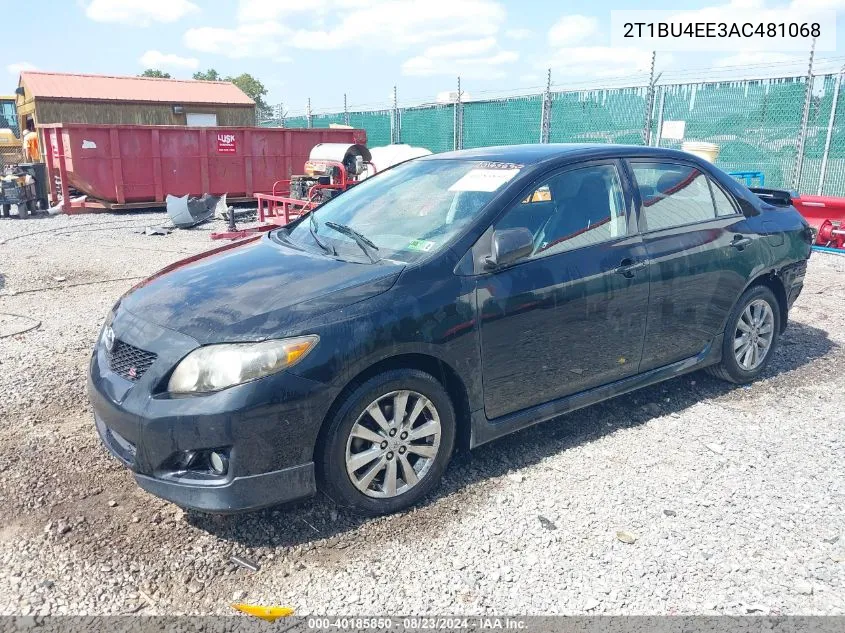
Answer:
top-left (0, 94), bottom-right (22, 168)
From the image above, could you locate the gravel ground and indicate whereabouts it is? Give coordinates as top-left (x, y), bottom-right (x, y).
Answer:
top-left (0, 211), bottom-right (844, 617)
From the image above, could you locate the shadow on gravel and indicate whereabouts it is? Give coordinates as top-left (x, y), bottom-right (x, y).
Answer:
top-left (187, 320), bottom-right (835, 550)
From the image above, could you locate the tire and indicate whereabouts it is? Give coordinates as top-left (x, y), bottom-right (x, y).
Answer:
top-left (317, 369), bottom-right (456, 516)
top-left (17, 202), bottom-right (30, 219)
top-left (706, 284), bottom-right (781, 384)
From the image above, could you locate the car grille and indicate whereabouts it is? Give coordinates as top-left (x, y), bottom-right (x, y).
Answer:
top-left (107, 340), bottom-right (156, 382)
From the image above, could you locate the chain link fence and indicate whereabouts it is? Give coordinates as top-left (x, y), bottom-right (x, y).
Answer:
top-left (259, 72), bottom-right (845, 195)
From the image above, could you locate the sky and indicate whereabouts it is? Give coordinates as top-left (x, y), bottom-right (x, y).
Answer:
top-left (7, 0), bottom-right (845, 115)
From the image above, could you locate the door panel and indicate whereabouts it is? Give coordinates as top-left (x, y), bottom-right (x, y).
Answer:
top-left (627, 160), bottom-right (762, 371)
top-left (479, 238), bottom-right (650, 419)
top-left (477, 161), bottom-right (650, 420)
top-left (638, 217), bottom-right (759, 370)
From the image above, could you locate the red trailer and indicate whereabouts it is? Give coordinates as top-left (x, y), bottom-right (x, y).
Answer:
top-left (791, 194), bottom-right (845, 250)
top-left (40, 123), bottom-right (367, 213)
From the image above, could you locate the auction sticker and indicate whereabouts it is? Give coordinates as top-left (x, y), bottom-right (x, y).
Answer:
top-left (449, 168), bottom-right (521, 192)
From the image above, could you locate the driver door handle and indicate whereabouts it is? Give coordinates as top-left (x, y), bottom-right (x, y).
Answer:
top-left (614, 258), bottom-right (647, 278)
top-left (731, 235), bottom-right (753, 250)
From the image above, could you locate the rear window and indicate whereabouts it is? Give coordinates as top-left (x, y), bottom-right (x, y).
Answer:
top-left (631, 162), bottom-right (717, 231)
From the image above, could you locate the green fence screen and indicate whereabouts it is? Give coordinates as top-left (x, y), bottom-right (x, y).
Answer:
top-left (261, 73), bottom-right (845, 195)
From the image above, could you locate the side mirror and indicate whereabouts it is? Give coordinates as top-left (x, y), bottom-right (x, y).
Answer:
top-left (485, 227), bottom-right (534, 269)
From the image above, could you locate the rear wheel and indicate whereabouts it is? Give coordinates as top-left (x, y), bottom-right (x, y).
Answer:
top-left (707, 285), bottom-right (781, 384)
top-left (318, 369), bottom-right (456, 516)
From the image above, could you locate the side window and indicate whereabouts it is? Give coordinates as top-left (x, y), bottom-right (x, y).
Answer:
top-left (710, 180), bottom-right (739, 216)
top-left (496, 164), bottom-right (627, 258)
top-left (631, 162), bottom-right (716, 231)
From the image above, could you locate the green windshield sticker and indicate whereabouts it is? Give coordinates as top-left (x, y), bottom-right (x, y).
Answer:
top-left (407, 239), bottom-right (436, 252)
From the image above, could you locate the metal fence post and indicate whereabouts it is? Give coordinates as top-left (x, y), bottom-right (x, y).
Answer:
top-left (643, 51), bottom-right (656, 145)
top-left (793, 38), bottom-right (816, 190)
top-left (276, 102), bottom-right (286, 128)
top-left (453, 76), bottom-right (464, 150)
top-left (540, 68), bottom-right (552, 143)
top-left (306, 98), bottom-right (313, 128)
top-left (391, 86), bottom-right (400, 144)
top-left (818, 67), bottom-right (844, 195)
top-left (653, 86), bottom-right (666, 147)
top-left (344, 93), bottom-right (350, 127)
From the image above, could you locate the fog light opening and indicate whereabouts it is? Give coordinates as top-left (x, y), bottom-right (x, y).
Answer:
top-left (209, 451), bottom-right (228, 475)
top-left (176, 450), bottom-right (198, 469)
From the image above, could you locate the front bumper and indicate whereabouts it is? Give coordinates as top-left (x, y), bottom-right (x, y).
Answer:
top-left (88, 306), bottom-right (329, 513)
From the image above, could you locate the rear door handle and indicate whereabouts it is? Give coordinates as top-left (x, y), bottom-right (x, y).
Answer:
top-left (731, 235), bottom-right (752, 250)
top-left (614, 259), bottom-right (647, 278)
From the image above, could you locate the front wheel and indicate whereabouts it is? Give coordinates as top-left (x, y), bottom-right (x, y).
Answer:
top-left (317, 369), bottom-right (456, 516)
top-left (707, 285), bottom-right (781, 384)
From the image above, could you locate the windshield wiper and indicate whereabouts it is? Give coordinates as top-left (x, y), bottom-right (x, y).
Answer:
top-left (309, 212), bottom-right (336, 256)
top-left (324, 221), bottom-right (380, 263)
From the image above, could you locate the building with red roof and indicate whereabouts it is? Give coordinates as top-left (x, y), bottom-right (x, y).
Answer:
top-left (15, 71), bottom-right (256, 130)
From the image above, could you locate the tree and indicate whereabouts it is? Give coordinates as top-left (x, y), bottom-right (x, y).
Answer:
top-left (139, 69), bottom-right (171, 78)
top-left (227, 73), bottom-right (268, 110)
top-left (193, 69), bottom-right (268, 109)
top-left (192, 69), bottom-right (221, 81)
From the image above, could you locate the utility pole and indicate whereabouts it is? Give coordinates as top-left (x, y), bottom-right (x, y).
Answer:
top-left (793, 37), bottom-right (816, 190)
top-left (540, 68), bottom-right (552, 143)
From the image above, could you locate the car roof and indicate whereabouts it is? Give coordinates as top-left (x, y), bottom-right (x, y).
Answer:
top-left (424, 143), bottom-right (703, 166)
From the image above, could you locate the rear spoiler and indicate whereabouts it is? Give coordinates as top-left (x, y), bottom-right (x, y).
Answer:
top-left (749, 187), bottom-right (795, 208)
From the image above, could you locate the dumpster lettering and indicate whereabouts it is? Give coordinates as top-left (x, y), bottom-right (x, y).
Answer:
top-left (217, 133), bottom-right (237, 154)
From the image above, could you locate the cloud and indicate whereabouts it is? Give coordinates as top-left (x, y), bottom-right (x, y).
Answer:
top-left (185, 0), bottom-right (505, 61)
top-left (85, 0), bottom-right (199, 26)
top-left (238, 0), bottom-right (327, 21)
top-left (184, 23), bottom-right (290, 58)
top-left (288, 0), bottom-right (505, 51)
top-left (7, 62), bottom-right (37, 76)
top-left (505, 28), bottom-right (533, 40)
top-left (788, 0), bottom-right (845, 9)
top-left (402, 49), bottom-right (518, 78)
top-left (139, 50), bottom-right (199, 70)
top-left (548, 15), bottom-right (598, 47)
top-left (714, 51), bottom-right (802, 67)
top-left (423, 38), bottom-right (497, 58)
top-left (546, 47), bottom-right (653, 78)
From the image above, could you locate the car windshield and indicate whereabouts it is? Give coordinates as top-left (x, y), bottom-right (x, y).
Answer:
top-left (283, 159), bottom-right (521, 263)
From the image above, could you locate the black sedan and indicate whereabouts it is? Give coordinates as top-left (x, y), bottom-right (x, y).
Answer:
top-left (89, 144), bottom-right (812, 516)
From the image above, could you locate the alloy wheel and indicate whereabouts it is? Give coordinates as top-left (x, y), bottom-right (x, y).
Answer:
top-left (734, 299), bottom-right (775, 371)
top-left (345, 390), bottom-right (441, 498)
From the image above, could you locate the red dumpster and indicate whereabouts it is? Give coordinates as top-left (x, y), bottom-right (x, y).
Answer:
top-left (41, 123), bottom-right (367, 213)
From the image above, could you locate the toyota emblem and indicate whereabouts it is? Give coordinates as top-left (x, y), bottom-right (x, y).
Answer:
top-left (103, 325), bottom-right (116, 352)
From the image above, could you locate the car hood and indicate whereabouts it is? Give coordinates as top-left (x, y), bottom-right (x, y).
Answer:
top-left (120, 235), bottom-right (402, 343)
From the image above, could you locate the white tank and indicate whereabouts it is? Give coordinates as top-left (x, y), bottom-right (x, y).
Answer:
top-left (363, 144), bottom-right (433, 178)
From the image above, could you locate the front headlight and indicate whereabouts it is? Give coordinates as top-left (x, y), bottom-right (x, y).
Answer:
top-left (167, 335), bottom-right (319, 394)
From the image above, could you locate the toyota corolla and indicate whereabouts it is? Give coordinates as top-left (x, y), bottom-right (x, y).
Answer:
top-left (89, 144), bottom-right (811, 516)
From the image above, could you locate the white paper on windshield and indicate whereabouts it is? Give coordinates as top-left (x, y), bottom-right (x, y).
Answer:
top-left (448, 168), bottom-right (521, 192)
